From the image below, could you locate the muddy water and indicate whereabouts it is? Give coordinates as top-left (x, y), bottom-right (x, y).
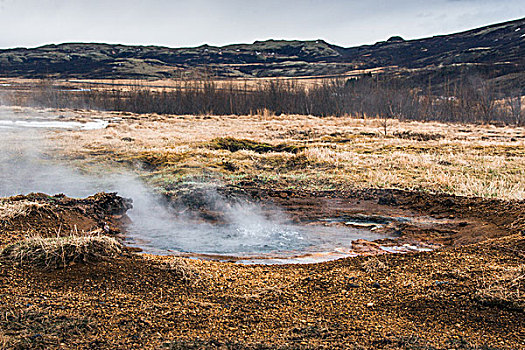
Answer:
top-left (124, 202), bottom-right (441, 264)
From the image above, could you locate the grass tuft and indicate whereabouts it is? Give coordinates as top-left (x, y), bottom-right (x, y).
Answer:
top-left (158, 258), bottom-right (202, 282)
top-left (0, 201), bottom-right (48, 221)
top-left (0, 332), bottom-right (11, 350)
top-left (361, 257), bottom-right (388, 273)
top-left (0, 235), bottom-right (123, 270)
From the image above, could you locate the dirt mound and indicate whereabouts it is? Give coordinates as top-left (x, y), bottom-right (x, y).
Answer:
top-left (1, 235), bottom-right (123, 270)
top-left (0, 192), bottom-right (132, 247)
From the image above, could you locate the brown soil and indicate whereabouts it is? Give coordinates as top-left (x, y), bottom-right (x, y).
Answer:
top-left (0, 192), bottom-right (132, 246)
top-left (239, 185), bottom-right (525, 246)
top-left (0, 188), bottom-right (524, 349)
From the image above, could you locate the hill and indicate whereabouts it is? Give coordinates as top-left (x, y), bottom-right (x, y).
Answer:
top-left (0, 17), bottom-right (523, 90)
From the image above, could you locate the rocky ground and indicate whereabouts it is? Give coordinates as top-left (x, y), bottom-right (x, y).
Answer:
top-left (0, 188), bottom-right (523, 349)
top-left (0, 106), bottom-right (523, 348)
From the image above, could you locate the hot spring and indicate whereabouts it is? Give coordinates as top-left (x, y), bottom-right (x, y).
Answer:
top-left (0, 108), bottom-right (430, 264)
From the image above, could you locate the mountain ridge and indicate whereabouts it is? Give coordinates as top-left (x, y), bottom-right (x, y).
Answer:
top-left (0, 17), bottom-right (523, 84)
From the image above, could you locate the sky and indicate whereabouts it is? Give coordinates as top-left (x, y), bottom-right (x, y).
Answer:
top-left (0, 0), bottom-right (524, 49)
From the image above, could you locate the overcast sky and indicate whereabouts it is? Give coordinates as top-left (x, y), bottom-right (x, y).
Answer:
top-left (0, 0), bottom-right (523, 49)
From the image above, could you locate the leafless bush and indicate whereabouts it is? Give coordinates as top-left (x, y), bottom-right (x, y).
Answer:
top-left (7, 74), bottom-right (524, 125)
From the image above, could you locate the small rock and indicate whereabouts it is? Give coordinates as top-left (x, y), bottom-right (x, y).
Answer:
top-left (434, 281), bottom-right (450, 286)
top-left (378, 194), bottom-right (397, 205)
top-left (372, 282), bottom-right (381, 288)
top-left (366, 302), bottom-right (374, 307)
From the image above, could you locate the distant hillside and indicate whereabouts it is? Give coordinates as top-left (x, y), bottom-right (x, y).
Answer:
top-left (0, 17), bottom-right (524, 89)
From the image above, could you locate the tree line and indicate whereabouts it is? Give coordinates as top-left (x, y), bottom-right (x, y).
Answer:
top-left (4, 74), bottom-right (523, 125)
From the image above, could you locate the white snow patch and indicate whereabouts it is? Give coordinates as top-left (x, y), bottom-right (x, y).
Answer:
top-left (0, 119), bottom-right (108, 130)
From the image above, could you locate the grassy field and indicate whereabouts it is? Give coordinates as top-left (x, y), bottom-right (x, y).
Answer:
top-left (50, 110), bottom-right (525, 200)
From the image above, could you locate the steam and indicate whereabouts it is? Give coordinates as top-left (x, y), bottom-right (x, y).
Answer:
top-left (0, 106), bottom-right (387, 263)
top-left (0, 109), bottom-right (117, 197)
top-left (0, 106), bottom-right (310, 254)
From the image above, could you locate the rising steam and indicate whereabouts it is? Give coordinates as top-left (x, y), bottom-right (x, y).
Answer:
top-left (0, 106), bottom-right (386, 263)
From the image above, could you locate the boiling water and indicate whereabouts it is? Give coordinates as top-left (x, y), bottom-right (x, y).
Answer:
top-left (123, 199), bottom-right (390, 263)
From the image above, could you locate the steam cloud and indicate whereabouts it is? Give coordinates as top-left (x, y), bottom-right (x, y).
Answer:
top-left (0, 106), bottom-right (385, 263)
top-left (0, 106), bottom-right (311, 256)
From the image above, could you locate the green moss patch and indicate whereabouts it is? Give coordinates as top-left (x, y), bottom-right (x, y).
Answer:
top-left (209, 137), bottom-right (304, 154)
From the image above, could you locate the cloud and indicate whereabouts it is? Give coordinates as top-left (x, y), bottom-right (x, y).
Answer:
top-left (0, 0), bottom-right (523, 48)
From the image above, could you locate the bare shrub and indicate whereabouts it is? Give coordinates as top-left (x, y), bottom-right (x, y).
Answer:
top-left (0, 235), bottom-right (123, 269)
top-left (7, 73), bottom-right (522, 125)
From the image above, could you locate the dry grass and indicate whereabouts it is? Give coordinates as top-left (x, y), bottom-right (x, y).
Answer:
top-left (33, 107), bottom-right (525, 200)
top-left (0, 235), bottom-right (123, 270)
top-left (361, 256), bottom-right (388, 273)
top-left (303, 146), bottom-right (525, 199)
top-left (156, 257), bottom-right (204, 283)
top-left (476, 265), bottom-right (525, 311)
top-left (0, 332), bottom-right (11, 350)
top-left (0, 200), bottom-right (47, 221)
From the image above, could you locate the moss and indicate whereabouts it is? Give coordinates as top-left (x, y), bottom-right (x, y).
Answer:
top-left (209, 137), bottom-right (304, 154)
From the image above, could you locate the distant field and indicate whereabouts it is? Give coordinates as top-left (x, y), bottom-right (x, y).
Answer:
top-left (43, 108), bottom-right (525, 201)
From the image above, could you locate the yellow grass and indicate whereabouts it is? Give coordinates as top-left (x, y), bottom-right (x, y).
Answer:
top-left (0, 332), bottom-right (10, 350)
top-left (0, 235), bottom-right (123, 269)
top-left (0, 201), bottom-right (47, 221)
top-left (41, 109), bottom-right (525, 200)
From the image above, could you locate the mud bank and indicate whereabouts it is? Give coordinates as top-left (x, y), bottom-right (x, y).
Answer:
top-left (0, 188), bottom-right (524, 349)
top-left (2, 186), bottom-right (523, 263)
top-left (0, 192), bottom-right (131, 246)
